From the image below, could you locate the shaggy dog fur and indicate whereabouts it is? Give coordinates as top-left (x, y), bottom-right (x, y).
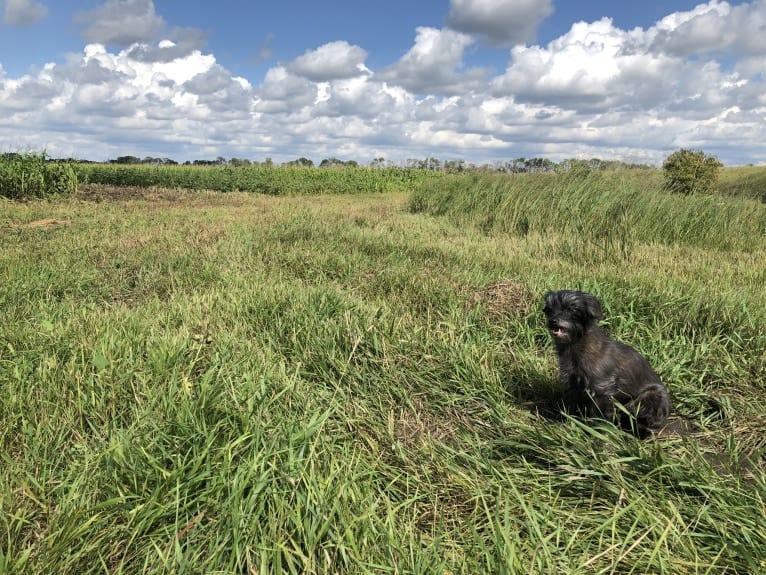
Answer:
top-left (543, 290), bottom-right (671, 434)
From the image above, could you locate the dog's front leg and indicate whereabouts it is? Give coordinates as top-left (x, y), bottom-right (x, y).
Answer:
top-left (561, 372), bottom-right (590, 416)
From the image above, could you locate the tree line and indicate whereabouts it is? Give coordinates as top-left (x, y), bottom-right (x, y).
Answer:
top-left (104, 154), bottom-right (654, 173)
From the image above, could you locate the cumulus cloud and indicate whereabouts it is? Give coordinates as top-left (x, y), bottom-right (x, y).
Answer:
top-left (183, 64), bottom-right (235, 95)
top-left (647, 0), bottom-right (766, 57)
top-left (125, 28), bottom-right (207, 63)
top-left (288, 41), bottom-right (369, 82)
top-left (2, 1), bottom-right (766, 165)
top-left (377, 27), bottom-right (490, 95)
top-left (3, 0), bottom-right (47, 26)
top-left (76, 0), bottom-right (165, 46)
top-left (446, 0), bottom-right (554, 45)
top-left (254, 65), bottom-right (317, 113)
top-left (492, 18), bottom-right (684, 112)
top-left (314, 76), bottom-right (412, 120)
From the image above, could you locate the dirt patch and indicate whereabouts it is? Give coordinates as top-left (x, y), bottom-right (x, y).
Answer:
top-left (75, 184), bottom-right (258, 210)
top-left (77, 184), bottom-right (187, 202)
top-left (10, 218), bottom-right (68, 229)
top-left (461, 278), bottom-right (536, 319)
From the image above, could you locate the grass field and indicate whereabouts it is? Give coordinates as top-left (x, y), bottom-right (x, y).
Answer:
top-left (719, 166), bottom-right (766, 201)
top-left (1, 173), bottom-right (765, 573)
top-left (75, 163), bottom-right (443, 195)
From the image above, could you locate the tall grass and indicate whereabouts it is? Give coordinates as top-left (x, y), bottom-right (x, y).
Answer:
top-left (409, 172), bottom-right (766, 251)
top-left (77, 163), bottom-right (443, 195)
top-left (0, 152), bottom-right (78, 199)
top-left (719, 165), bottom-right (766, 201)
top-left (1, 187), bottom-right (765, 572)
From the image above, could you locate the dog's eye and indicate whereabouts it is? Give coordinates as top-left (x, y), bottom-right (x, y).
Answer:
top-left (543, 306), bottom-right (550, 314)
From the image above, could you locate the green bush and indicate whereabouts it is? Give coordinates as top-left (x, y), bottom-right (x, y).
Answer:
top-left (662, 148), bottom-right (723, 195)
top-left (0, 151), bottom-right (78, 199)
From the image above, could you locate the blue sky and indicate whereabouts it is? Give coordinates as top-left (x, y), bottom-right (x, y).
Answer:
top-left (1, 0), bottom-right (765, 165)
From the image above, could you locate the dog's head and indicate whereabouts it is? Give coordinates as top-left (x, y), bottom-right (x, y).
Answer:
top-left (543, 290), bottom-right (603, 344)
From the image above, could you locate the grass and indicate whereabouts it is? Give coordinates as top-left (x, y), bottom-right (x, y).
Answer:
top-left (1, 181), bottom-right (765, 573)
top-left (410, 171), bottom-right (766, 252)
top-left (0, 152), bottom-right (78, 200)
top-left (719, 165), bottom-right (766, 201)
top-left (75, 163), bottom-right (444, 195)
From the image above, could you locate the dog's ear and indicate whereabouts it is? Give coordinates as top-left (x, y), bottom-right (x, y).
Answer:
top-left (583, 293), bottom-right (604, 321)
top-left (543, 291), bottom-right (557, 313)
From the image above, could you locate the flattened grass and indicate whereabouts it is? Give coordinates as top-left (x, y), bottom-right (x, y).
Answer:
top-left (1, 187), bottom-right (765, 573)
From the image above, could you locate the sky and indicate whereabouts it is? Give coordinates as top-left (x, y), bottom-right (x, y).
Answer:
top-left (1, 0), bottom-right (765, 166)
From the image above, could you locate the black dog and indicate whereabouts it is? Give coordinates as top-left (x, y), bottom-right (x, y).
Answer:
top-left (543, 290), bottom-right (671, 434)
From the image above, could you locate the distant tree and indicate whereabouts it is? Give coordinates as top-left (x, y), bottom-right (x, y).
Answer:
top-left (263, 157), bottom-right (274, 168)
top-left (662, 149), bottom-right (723, 195)
top-left (524, 157), bottom-right (555, 173)
top-left (284, 157), bottom-right (314, 167)
top-left (512, 157), bottom-right (527, 173)
top-left (444, 159), bottom-right (466, 173)
top-left (111, 155), bottom-right (141, 164)
top-left (319, 157), bottom-right (341, 168)
top-left (370, 157), bottom-right (386, 168)
top-left (557, 158), bottom-right (592, 177)
top-left (320, 158), bottom-right (358, 168)
top-left (405, 157), bottom-right (442, 170)
top-left (588, 158), bottom-right (604, 171)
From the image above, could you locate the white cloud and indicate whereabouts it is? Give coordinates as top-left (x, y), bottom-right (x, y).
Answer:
top-left (288, 41), bottom-right (369, 82)
top-left (313, 76), bottom-right (405, 119)
top-left (125, 28), bottom-right (207, 63)
top-left (76, 0), bottom-right (165, 46)
top-left (493, 18), bottom-right (684, 111)
top-left (254, 66), bottom-right (318, 113)
top-left (183, 64), bottom-right (237, 95)
top-left (1, 2), bottom-right (766, 165)
top-left (647, 0), bottom-right (766, 57)
top-left (377, 27), bottom-right (490, 95)
top-left (446, 0), bottom-right (554, 45)
top-left (3, 0), bottom-right (47, 26)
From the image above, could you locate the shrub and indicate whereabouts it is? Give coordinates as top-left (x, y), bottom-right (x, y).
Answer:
top-left (0, 151), bottom-right (78, 199)
top-left (662, 148), bottom-right (723, 195)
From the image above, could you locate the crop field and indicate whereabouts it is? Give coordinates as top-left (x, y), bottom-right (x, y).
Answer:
top-left (75, 163), bottom-right (443, 195)
top-left (1, 166), bottom-right (766, 573)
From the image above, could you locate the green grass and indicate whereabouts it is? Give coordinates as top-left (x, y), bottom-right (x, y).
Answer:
top-left (719, 165), bottom-right (766, 201)
top-left (1, 184), bottom-right (765, 573)
top-left (410, 171), bottom-right (766, 252)
top-left (75, 163), bottom-right (444, 195)
top-left (0, 152), bottom-right (78, 200)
